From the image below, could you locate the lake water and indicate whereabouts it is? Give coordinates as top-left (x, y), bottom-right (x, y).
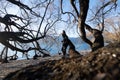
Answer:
top-left (19, 38), bottom-right (90, 59)
top-left (18, 43), bottom-right (90, 60)
top-left (1, 37), bottom-right (91, 60)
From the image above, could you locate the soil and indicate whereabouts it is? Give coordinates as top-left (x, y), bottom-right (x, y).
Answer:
top-left (3, 42), bottom-right (120, 80)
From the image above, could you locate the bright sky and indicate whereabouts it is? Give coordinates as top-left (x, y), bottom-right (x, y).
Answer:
top-left (0, 0), bottom-right (120, 38)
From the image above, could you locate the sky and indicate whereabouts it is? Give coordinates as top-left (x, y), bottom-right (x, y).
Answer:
top-left (1, 0), bottom-right (120, 38)
top-left (56, 0), bottom-right (120, 37)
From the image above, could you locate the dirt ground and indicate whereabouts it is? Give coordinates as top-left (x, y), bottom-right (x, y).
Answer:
top-left (2, 42), bottom-right (120, 80)
top-left (0, 56), bottom-right (61, 80)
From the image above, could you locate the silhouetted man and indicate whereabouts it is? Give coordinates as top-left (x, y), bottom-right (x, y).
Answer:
top-left (61, 30), bottom-right (69, 57)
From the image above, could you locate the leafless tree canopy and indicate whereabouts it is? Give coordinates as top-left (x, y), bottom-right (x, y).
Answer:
top-left (0, 0), bottom-right (60, 61)
top-left (61, 0), bottom-right (118, 51)
top-left (0, 0), bottom-right (119, 61)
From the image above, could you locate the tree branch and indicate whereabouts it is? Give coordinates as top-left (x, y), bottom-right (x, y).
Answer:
top-left (36, 0), bottom-right (51, 37)
top-left (7, 0), bottom-right (32, 11)
top-left (78, 0), bottom-right (92, 46)
top-left (70, 0), bottom-right (79, 17)
top-left (61, 0), bottom-right (77, 21)
top-left (0, 32), bottom-right (45, 43)
top-left (89, 0), bottom-right (117, 21)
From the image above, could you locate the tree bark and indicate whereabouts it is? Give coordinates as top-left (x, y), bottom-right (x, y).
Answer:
top-left (70, 0), bottom-right (104, 51)
top-left (78, 0), bottom-right (93, 47)
top-left (85, 24), bottom-right (104, 51)
top-left (0, 32), bottom-right (45, 53)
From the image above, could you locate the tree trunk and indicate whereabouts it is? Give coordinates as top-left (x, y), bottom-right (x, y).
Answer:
top-left (78, 0), bottom-right (104, 51)
top-left (78, 0), bottom-right (92, 46)
top-left (85, 24), bottom-right (104, 51)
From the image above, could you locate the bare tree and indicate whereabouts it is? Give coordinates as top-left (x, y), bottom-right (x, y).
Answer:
top-left (0, 0), bottom-right (118, 62)
top-left (61, 0), bottom-right (118, 51)
top-left (0, 0), bottom-right (60, 61)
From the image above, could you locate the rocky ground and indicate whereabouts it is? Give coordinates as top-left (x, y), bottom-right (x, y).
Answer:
top-left (0, 55), bottom-right (62, 80)
top-left (2, 42), bottom-right (120, 80)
